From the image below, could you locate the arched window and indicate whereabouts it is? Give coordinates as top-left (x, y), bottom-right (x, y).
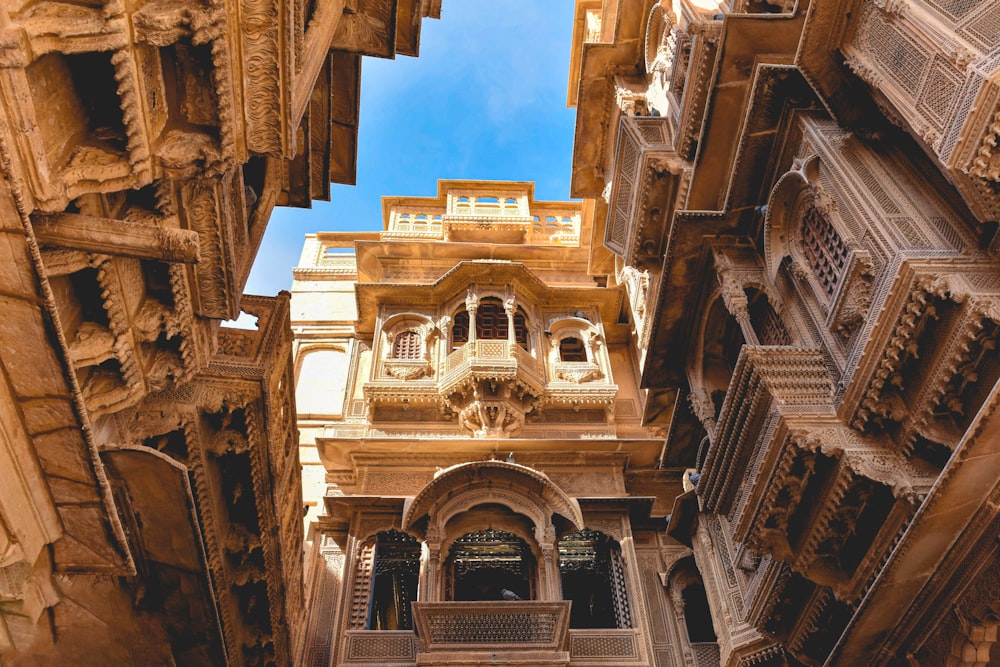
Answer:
top-left (681, 581), bottom-right (717, 643)
top-left (350, 530), bottom-right (420, 631)
top-left (447, 529), bottom-right (534, 601)
top-left (702, 298), bottom-right (747, 418)
top-left (668, 557), bottom-right (718, 648)
top-left (800, 206), bottom-right (849, 299)
top-left (391, 330), bottom-right (422, 359)
top-left (451, 310), bottom-right (469, 349)
top-left (559, 337), bottom-right (587, 362)
top-left (558, 529), bottom-right (631, 629)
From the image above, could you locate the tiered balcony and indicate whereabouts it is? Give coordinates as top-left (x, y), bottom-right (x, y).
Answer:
top-left (696, 345), bottom-right (937, 650)
top-left (363, 336), bottom-right (620, 437)
top-left (698, 346), bottom-right (834, 515)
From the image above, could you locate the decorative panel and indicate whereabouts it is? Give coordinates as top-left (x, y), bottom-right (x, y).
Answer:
top-left (343, 631), bottom-right (417, 662)
top-left (569, 630), bottom-right (641, 660)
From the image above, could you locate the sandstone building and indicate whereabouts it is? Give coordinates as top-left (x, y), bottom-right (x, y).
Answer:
top-left (293, 2), bottom-right (1000, 667)
top-left (0, 0), bottom-right (439, 664)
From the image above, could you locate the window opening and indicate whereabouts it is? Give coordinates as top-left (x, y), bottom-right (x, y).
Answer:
top-left (514, 309), bottom-right (528, 348)
top-left (681, 582), bottom-right (717, 643)
top-left (747, 289), bottom-right (791, 346)
top-left (559, 529), bottom-right (631, 629)
top-left (452, 302), bottom-right (528, 349)
top-left (559, 337), bottom-right (587, 362)
top-left (448, 529), bottom-right (533, 601)
top-left (451, 310), bottom-right (469, 349)
top-left (476, 300), bottom-right (508, 340)
top-left (368, 530), bottom-right (420, 630)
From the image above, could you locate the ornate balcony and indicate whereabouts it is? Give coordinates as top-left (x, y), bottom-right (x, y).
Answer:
top-left (440, 341), bottom-right (546, 438)
top-left (604, 115), bottom-right (688, 271)
top-left (412, 601), bottom-right (571, 665)
top-left (698, 346), bottom-right (834, 514)
top-left (440, 341), bottom-right (544, 393)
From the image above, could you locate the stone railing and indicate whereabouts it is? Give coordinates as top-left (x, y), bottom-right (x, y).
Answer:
top-left (691, 642), bottom-right (721, 667)
top-left (568, 629), bottom-right (642, 663)
top-left (386, 209), bottom-right (444, 238)
top-left (440, 340), bottom-right (544, 394)
top-left (412, 601), bottom-right (571, 652)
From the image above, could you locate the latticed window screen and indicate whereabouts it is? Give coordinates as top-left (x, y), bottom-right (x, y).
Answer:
top-left (348, 539), bottom-right (376, 629)
top-left (801, 206), bottom-right (849, 299)
top-left (369, 530), bottom-right (420, 631)
top-left (476, 301), bottom-right (508, 340)
top-left (758, 308), bottom-right (791, 346)
top-left (748, 290), bottom-right (792, 347)
top-left (475, 301), bottom-right (529, 347)
top-left (558, 528), bottom-right (632, 629)
top-left (391, 331), bottom-right (422, 359)
top-left (350, 531), bottom-right (420, 631)
top-left (608, 544), bottom-right (632, 629)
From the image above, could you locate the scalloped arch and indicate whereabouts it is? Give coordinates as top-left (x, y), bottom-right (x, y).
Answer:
top-left (644, 4), bottom-right (668, 74)
top-left (382, 312), bottom-right (434, 332)
top-left (402, 461), bottom-right (583, 535)
top-left (763, 155), bottom-right (820, 280)
top-left (548, 317), bottom-right (598, 341)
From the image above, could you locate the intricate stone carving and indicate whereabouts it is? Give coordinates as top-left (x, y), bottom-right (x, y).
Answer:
top-left (242, 0), bottom-right (285, 154)
top-left (382, 359), bottom-right (433, 380)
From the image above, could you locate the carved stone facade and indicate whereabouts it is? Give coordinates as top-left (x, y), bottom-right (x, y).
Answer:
top-left (566, 1), bottom-right (1000, 666)
top-left (293, 181), bottom-right (676, 666)
top-left (0, 0), bottom-right (439, 664)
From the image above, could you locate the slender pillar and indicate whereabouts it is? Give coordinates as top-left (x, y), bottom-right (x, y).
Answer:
top-left (504, 296), bottom-right (517, 354)
top-left (719, 273), bottom-right (759, 345)
top-left (465, 289), bottom-right (478, 344)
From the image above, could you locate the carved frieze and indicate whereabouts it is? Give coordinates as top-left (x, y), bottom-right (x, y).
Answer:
top-left (242, 0), bottom-right (287, 154)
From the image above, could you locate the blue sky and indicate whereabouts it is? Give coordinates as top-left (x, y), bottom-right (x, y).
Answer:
top-left (245, 1), bottom-right (579, 295)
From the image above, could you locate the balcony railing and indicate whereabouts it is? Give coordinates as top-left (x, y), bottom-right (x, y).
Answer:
top-left (440, 340), bottom-right (544, 395)
top-left (691, 642), bottom-right (721, 667)
top-left (412, 601), bottom-right (571, 652)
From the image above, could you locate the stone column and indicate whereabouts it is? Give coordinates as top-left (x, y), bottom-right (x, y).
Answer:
top-left (719, 274), bottom-right (759, 345)
top-left (465, 289), bottom-right (478, 344)
top-left (423, 522), bottom-right (442, 601)
top-left (537, 523), bottom-right (560, 601)
top-left (504, 296), bottom-right (517, 352)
